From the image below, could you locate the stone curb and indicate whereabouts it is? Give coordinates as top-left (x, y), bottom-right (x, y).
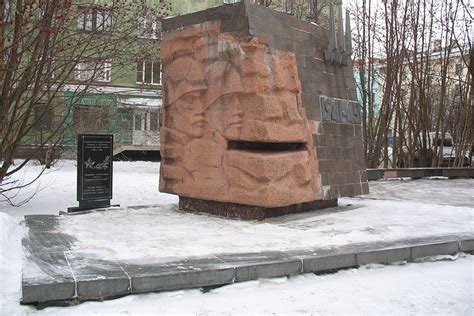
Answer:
top-left (22, 235), bottom-right (474, 304)
top-left (367, 168), bottom-right (474, 181)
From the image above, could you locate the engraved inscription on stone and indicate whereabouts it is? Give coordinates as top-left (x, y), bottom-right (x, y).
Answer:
top-left (78, 134), bottom-right (113, 201)
top-left (320, 96), bottom-right (361, 124)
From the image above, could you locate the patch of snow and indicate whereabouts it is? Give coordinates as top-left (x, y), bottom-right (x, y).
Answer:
top-left (55, 198), bottom-right (474, 262)
top-left (427, 176), bottom-right (449, 180)
top-left (0, 213), bottom-right (27, 315)
top-left (119, 97), bottom-right (162, 108)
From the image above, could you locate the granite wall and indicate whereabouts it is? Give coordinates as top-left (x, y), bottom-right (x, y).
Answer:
top-left (163, 1), bottom-right (369, 200)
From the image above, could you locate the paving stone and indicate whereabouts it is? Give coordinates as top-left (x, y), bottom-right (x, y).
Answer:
top-left (410, 241), bottom-right (460, 260)
top-left (22, 252), bottom-right (75, 303)
top-left (217, 252), bottom-right (302, 282)
top-left (65, 252), bottom-right (130, 300)
top-left (122, 257), bottom-right (234, 293)
top-left (367, 169), bottom-right (384, 181)
top-left (24, 215), bottom-right (59, 232)
top-left (302, 253), bottom-right (356, 272)
top-left (357, 247), bottom-right (410, 265)
top-left (22, 231), bottom-right (76, 254)
top-left (459, 239), bottom-right (474, 253)
top-left (234, 260), bottom-right (301, 282)
top-left (22, 233), bottom-right (474, 304)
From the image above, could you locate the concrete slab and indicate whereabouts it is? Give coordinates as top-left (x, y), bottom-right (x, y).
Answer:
top-left (302, 253), bottom-right (356, 272)
top-left (22, 252), bottom-right (75, 303)
top-left (20, 200), bottom-right (474, 304)
top-left (357, 247), bottom-right (410, 265)
top-left (122, 257), bottom-right (234, 293)
top-left (459, 239), bottom-right (474, 253)
top-left (216, 252), bottom-right (302, 282)
top-left (411, 241), bottom-right (460, 260)
top-left (65, 252), bottom-right (130, 300)
top-left (24, 215), bottom-right (59, 232)
top-left (22, 231), bottom-right (76, 254)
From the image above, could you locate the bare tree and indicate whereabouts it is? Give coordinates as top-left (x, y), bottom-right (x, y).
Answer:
top-left (351, 0), bottom-right (471, 168)
top-left (0, 0), bottom-right (171, 205)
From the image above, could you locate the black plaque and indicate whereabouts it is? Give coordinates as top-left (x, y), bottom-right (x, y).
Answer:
top-left (68, 134), bottom-right (114, 212)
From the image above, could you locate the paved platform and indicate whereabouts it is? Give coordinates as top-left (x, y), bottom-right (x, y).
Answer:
top-left (367, 168), bottom-right (474, 181)
top-left (21, 178), bottom-right (474, 304)
top-left (22, 213), bottom-right (474, 304)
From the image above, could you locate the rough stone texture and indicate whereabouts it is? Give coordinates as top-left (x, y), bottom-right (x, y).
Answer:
top-left (410, 241), bottom-right (460, 260)
top-left (160, 19), bottom-right (318, 209)
top-left (160, 2), bottom-right (369, 217)
top-left (357, 248), bottom-right (410, 265)
top-left (179, 196), bottom-right (337, 220)
top-left (244, 3), bottom-right (369, 200)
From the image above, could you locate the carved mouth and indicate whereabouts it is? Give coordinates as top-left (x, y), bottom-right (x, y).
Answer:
top-left (227, 140), bottom-right (306, 152)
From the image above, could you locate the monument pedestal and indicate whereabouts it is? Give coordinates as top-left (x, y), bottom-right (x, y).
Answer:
top-left (67, 200), bottom-right (115, 213)
top-left (179, 197), bottom-right (338, 221)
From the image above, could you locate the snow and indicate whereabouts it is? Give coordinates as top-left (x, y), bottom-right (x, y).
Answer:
top-left (0, 213), bottom-right (24, 315)
top-left (119, 97), bottom-right (162, 108)
top-left (1, 160), bottom-right (473, 314)
top-left (1, 160), bottom-right (177, 217)
top-left (53, 197), bottom-right (474, 262)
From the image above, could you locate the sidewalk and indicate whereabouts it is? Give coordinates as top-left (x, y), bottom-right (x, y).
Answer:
top-left (21, 179), bottom-right (474, 304)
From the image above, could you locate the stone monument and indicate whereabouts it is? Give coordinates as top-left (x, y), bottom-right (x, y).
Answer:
top-left (159, 1), bottom-right (368, 220)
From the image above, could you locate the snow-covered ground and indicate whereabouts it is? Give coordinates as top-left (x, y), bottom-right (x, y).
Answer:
top-left (0, 160), bottom-right (177, 217)
top-left (1, 160), bottom-right (473, 315)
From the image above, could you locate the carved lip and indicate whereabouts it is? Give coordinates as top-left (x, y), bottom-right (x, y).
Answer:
top-left (191, 117), bottom-right (207, 127)
top-left (227, 140), bottom-right (306, 153)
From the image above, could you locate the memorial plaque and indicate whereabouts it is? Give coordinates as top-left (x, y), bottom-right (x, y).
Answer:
top-left (320, 96), bottom-right (361, 124)
top-left (69, 134), bottom-right (114, 212)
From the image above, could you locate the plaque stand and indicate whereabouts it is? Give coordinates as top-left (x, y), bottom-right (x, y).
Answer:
top-left (68, 200), bottom-right (115, 213)
top-left (68, 134), bottom-right (118, 213)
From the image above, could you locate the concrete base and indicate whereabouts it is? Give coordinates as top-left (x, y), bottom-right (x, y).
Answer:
top-left (20, 207), bottom-right (474, 305)
top-left (22, 231), bottom-right (474, 305)
top-left (178, 197), bottom-right (338, 220)
top-left (367, 168), bottom-right (474, 181)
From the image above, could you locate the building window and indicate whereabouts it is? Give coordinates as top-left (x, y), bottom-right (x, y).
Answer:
top-left (77, 7), bottom-right (112, 32)
top-left (134, 112), bottom-right (159, 131)
top-left (136, 61), bottom-right (161, 85)
top-left (138, 15), bottom-right (161, 39)
top-left (74, 61), bottom-right (111, 82)
top-left (134, 113), bottom-right (142, 131)
top-left (150, 112), bottom-right (159, 131)
top-left (33, 103), bottom-right (53, 131)
top-left (73, 105), bottom-right (109, 134)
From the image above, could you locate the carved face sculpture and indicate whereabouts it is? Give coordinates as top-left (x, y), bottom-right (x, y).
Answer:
top-left (160, 21), bottom-right (318, 208)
